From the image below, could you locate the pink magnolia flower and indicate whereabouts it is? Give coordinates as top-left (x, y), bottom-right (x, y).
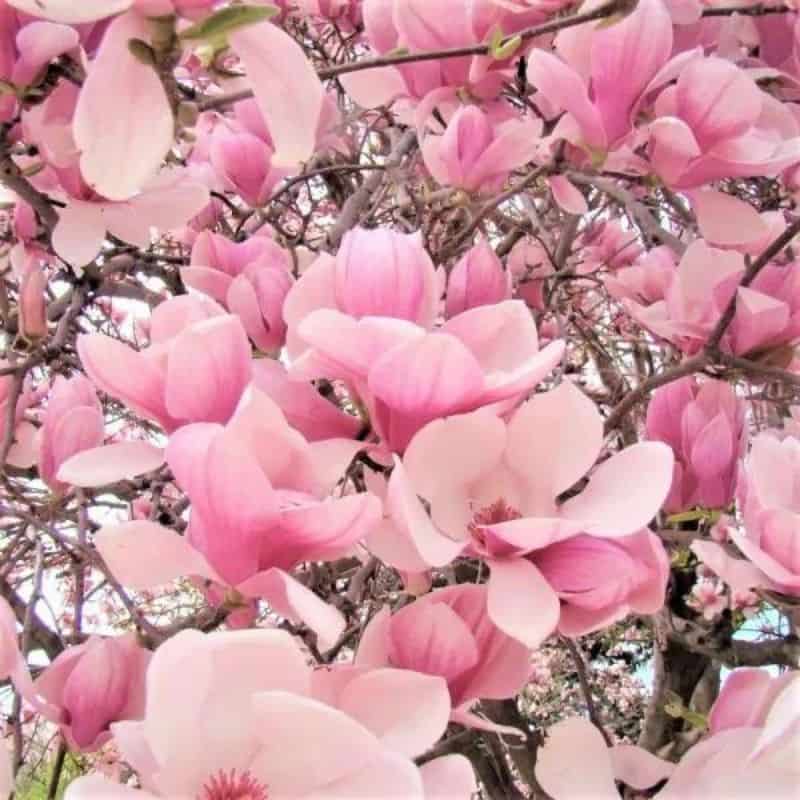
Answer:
top-left (649, 55), bottom-right (800, 188)
top-left (371, 380), bottom-right (673, 646)
top-left (646, 376), bottom-right (747, 513)
top-left (285, 227), bottom-right (441, 356)
top-left (691, 432), bottom-right (800, 596)
top-left (290, 299), bottom-right (565, 453)
top-left (182, 231), bottom-right (294, 354)
top-left (420, 104), bottom-right (542, 194)
top-left (21, 80), bottom-right (209, 269)
top-left (34, 634), bottom-right (150, 752)
top-left (78, 295), bottom-right (252, 433)
top-left (96, 388), bottom-right (381, 647)
top-left (526, 0), bottom-right (673, 154)
top-left (655, 672), bottom-right (800, 800)
top-left (445, 239), bottom-right (512, 319)
top-left (356, 584), bottom-right (531, 731)
top-left (63, 628), bottom-right (472, 799)
top-left (575, 220), bottom-right (642, 276)
top-left (627, 239), bottom-right (800, 357)
top-left (604, 246), bottom-right (676, 305)
top-left (38, 374), bottom-right (105, 493)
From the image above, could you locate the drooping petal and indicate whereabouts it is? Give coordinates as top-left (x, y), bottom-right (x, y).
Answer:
top-left (51, 202), bottom-right (106, 269)
top-left (73, 11), bottom-right (173, 201)
top-left (609, 745), bottom-right (675, 790)
top-left (230, 22), bottom-right (325, 167)
top-left (95, 521), bottom-right (218, 589)
top-left (77, 334), bottom-right (174, 430)
top-left (56, 442), bottom-right (164, 488)
top-left (237, 568), bottom-right (345, 650)
top-left (690, 189), bottom-right (770, 247)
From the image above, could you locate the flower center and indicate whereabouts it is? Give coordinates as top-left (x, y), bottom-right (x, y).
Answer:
top-left (198, 770), bottom-right (268, 800)
top-left (468, 498), bottom-right (522, 550)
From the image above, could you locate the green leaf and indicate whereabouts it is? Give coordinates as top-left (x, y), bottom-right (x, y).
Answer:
top-left (491, 34), bottom-right (522, 61)
top-left (180, 4), bottom-right (279, 41)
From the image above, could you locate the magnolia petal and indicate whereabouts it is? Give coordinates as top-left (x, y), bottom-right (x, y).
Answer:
top-left (689, 189), bottom-right (769, 247)
top-left (7, 0), bottom-right (132, 23)
top-left (486, 558), bottom-right (560, 649)
top-left (230, 22), bottom-right (324, 167)
top-left (56, 441), bottom-right (164, 488)
top-left (338, 669), bottom-right (451, 758)
top-left (51, 202), bottom-right (106, 269)
top-left (237, 568), bottom-right (345, 651)
top-left (420, 755), bottom-right (477, 800)
top-left (74, 12), bottom-right (173, 201)
top-left (561, 442), bottom-right (674, 536)
top-left (610, 744), bottom-right (675, 790)
top-left (536, 718), bottom-right (618, 800)
top-left (95, 521), bottom-right (218, 589)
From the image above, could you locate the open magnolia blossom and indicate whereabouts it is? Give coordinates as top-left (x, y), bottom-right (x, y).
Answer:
top-left (370, 380), bottom-right (673, 646)
top-left (3, 0), bottom-right (800, 796)
top-left (62, 628), bottom-right (476, 799)
top-left (95, 388), bottom-right (380, 649)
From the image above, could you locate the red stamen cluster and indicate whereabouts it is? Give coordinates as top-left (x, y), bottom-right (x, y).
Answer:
top-left (198, 770), bottom-right (268, 800)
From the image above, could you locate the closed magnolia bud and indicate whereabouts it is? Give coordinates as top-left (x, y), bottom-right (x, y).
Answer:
top-left (18, 263), bottom-right (47, 340)
top-left (445, 239), bottom-right (511, 318)
top-left (36, 634), bottom-right (150, 751)
top-left (334, 228), bottom-right (439, 326)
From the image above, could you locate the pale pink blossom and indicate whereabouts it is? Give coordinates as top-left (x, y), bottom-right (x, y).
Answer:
top-left (78, 295), bottom-right (252, 433)
top-left (182, 231), bottom-right (294, 354)
top-left (536, 672), bottom-right (800, 799)
top-left (421, 104), bottom-right (542, 194)
top-left (649, 55), bottom-right (800, 188)
top-left (692, 432), bottom-right (800, 596)
top-left (38, 374), bottom-right (104, 493)
top-left (96, 389), bottom-right (380, 648)
top-left (628, 239), bottom-right (800, 357)
top-left (64, 628), bottom-right (471, 799)
top-left (284, 227), bottom-right (441, 356)
top-left (371, 380), bottom-right (673, 646)
top-left (527, 0), bottom-right (673, 153)
top-left (290, 299), bottom-right (564, 453)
